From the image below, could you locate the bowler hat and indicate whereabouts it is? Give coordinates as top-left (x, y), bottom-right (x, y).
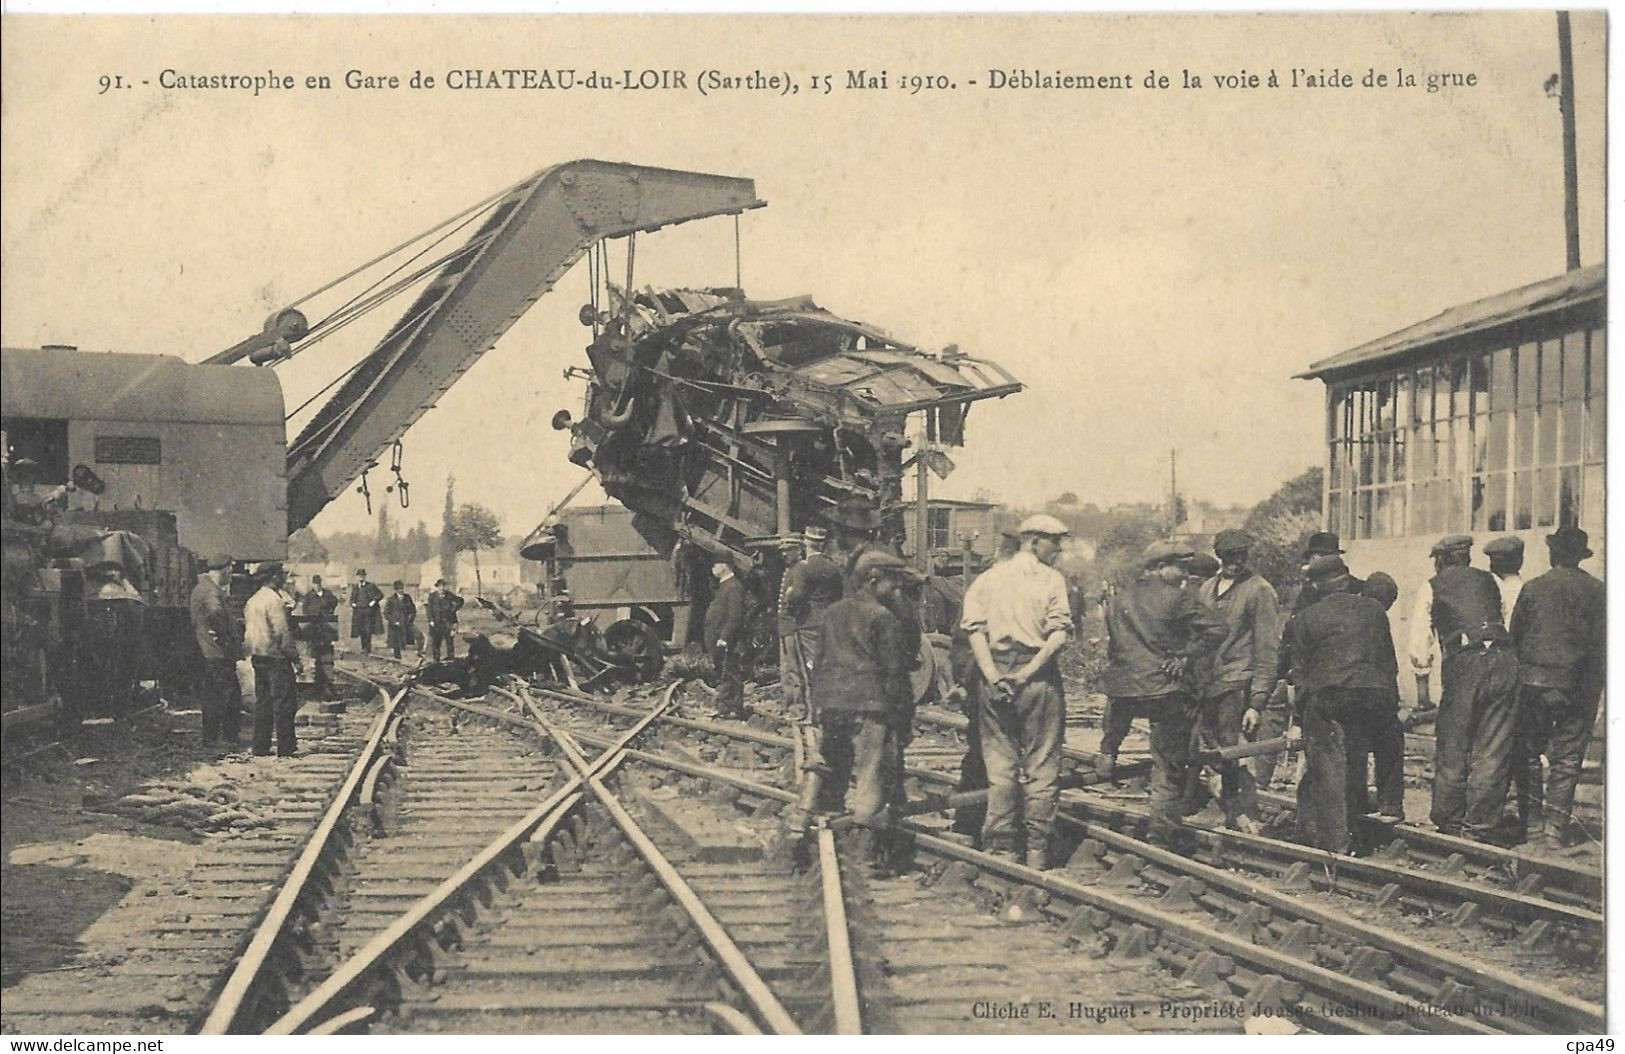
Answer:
top-left (1213, 528), bottom-right (1255, 554)
top-left (392, 580), bottom-right (404, 589)
top-left (1547, 525), bottom-right (1592, 557)
top-left (1303, 532), bottom-right (1344, 556)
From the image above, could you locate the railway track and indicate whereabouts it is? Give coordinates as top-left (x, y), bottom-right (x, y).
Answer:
top-left (523, 677), bottom-right (1603, 1034)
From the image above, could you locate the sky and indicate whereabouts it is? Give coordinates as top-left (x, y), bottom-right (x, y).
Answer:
top-left (0, 13), bottom-right (1606, 540)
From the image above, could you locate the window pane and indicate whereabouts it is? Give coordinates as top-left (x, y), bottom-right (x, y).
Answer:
top-left (1413, 368), bottom-right (1432, 424)
top-left (1561, 399), bottom-right (1583, 463)
top-left (1450, 357), bottom-right (1471, 418)
top-left (1447, 476), bottom-right (1466, 529)
top-left (1563, 332), bottom-right (1586, 399)
top-left (1538, 403), bottom-right (1558, 468)
top-left (1514, 410), bottom-right (1536, 468)
top-left (1373, 488), bottom-right (1391, 539)
top-left (1357, 489), bottom-right (1374, 540)
top-left (1392, 428), bottom-right (1407, 483)
top-left (1558, 466), bottom-right (1581, 528)
top-left (1471, 353), bottom-right (1493, 413)
top-left (1484, 472), bottom-right (1508, 532)
top-left (1328, 442), bottom-right (1343, 490)
top-left (1516, 343), bottom-right (1538, 407)
top-left (1328, 490), bottom-right (1344, 535)
top-left (1375, 432), bottom-right (1390, 484)
top-left (1535, 466), bottom-right (1557, 527)
top-left (1391, 485), bottom-right (1408, 535)
top-left (1331, 390), bottom-right (1346, 439)
top-left (1513, 471), bottom-right (1533, 530)
top-left (1587, 394), bottom-right (1604, 463)
top-left (1483, 411), bottom-right (1509, 473)
top-left (1581, 465), bottom-right (1603, 531)
top-left (1396, 374), bottom-right (1412, 431)
top-left (1491, 347), bottom-right (1514, 407)
top-left (1540, 339), bottom-right (1562, 404)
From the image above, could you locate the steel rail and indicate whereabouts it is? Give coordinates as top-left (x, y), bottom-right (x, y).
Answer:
top-left (262, 683), bottom-right (678, 1035)
top-left (816, 823), bottom-right (864, 1034)
top-left (515, 689), bottom-right (803, 1036)
top-left (517, 697), bottom-right (1603, 1035)
top-left (198, 678), bottom-right (407, 1035)
top-left (542, 684), bottom-right (1597, 927)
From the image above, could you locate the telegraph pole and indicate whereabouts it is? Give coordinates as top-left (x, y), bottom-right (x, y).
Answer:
top-left (1557, 11), bottom-right (1581, 271)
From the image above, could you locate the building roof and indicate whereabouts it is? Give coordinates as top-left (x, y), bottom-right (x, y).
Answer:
top-left (1298, 264), bottom-right (1605, 382)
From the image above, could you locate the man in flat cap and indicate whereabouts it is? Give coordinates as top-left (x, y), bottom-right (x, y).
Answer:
top-left (1100, 539), bottom-right (1226, 850)
top-left (778, 525), bottom-right (844, 718)
top-left (960, 514), bottom-right (1075, 867)
top-left (807, 549), bottom-right (915, 873)
top-left (244, 563), bottom-right (302, 757)
top-left (1186, 529), bottom-right (1280, 832)
top-left (1280, 555), bottom-right (1399, 853)
top-left (1408, 534), bottom-right (1518, 840)
top-left (189, 555), bottom-right (242, 750)
top-left (1510, 526), bottom-right (1605, 849)
top-left (705, 557), bottom-right (751, 720)
top-left (1484, 536), bottom-right (1526, 617)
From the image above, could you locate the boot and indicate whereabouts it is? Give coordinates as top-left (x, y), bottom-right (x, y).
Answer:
top-left (1094, 753), bottom-right (1116, 781)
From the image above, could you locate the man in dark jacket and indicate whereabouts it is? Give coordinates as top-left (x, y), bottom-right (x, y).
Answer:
top-left (384, 581), bottom-right (418, 660)
top-left (1357, 572), bottom-right (1406, 821)
top-left (300, 575), bottom-right (339, 699)
top-left (778, 526), bottom-right (844, 716)
top-left (188, 555), bottom-right (242, 748)
top-left (1100, 540), bottom-right (1227, 848)
top-left (1409, 535), bottom-right (1519, 841)
top-left (1511, 526), bottom-right (1606, 850)
top-left (1187, 530), bottom-right (1280, 831)
top-left (1281, 556), bottom-right (1399, 854)
top-left (705, 557), bottom-right (750, 719)
top-left (809, 550), bottom-right (914, 873)
top-left (425, 579), bottom-right (465, 661)
top-left (348, 569), bottom-right (384, 655)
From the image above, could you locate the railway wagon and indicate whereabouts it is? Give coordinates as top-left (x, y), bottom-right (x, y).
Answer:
top-left (1, 346), bottom-right (287, 728)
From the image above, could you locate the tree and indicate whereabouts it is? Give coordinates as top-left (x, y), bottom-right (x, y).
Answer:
top-left (1055, 491), bottom-right (1080, 507)
top-left (375, 502), bottom-right (398, 563)
top-left (449, 502), bottom-right (503, 597)
top-left (439, 477), bottom-right (458, 584)
top-left (287, 527), bottom-right (328, 563)
top-left (401, 522), bottom-right (433, 564)
top-left (1093, 510), bottom-right (1164, 590)
top-left (1244, 466), bottom-right (1324, 592)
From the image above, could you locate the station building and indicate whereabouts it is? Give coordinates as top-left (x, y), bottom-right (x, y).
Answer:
top-left (1298, 264), bottom-right (1605, 700)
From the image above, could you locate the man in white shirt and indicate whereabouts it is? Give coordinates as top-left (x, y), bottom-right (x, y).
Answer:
top-left (244, 563), bottom-right (303, 757)
top-left (1484, 536), bottom-right (1524, 617)
top-left (961, 514), bottom-right (1073, 868)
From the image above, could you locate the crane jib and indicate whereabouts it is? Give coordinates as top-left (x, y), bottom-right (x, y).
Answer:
top-left (280, 160), bottom-right (763, 533)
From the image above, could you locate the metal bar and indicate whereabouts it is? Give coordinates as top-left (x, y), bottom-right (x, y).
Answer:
top-left (263, 683), bottom-right (678, 1035)
top-left (519, 691), bottom-right (803, 1036)
top-left (199, 682), bottom-right (407, 1035)
top-left (816, 824), bottom-right (863, 1035)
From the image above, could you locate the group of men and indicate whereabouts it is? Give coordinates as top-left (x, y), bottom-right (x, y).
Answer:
top-left (1095, 524), bottom-right (1604, 855)
top-left (343, 570), bottom-right (466, 661)
top-left (185, 562), bottom-right (468, 756)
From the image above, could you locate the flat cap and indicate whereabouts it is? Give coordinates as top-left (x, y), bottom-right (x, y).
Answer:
top-left (1303, 531), bottom-right (1345, 556)
top-left (1483, 536), bottom-right (1524, 558)
top-left (1362, 571), bottom-right (1400, 610)
top-left (1304, 554), bottom-right (1350, 582)
top-left (1019, 513), bottom-right (1070, 537)
top-left (256, 561), bottom-right (285, 578)
top-left (1212, 528), bottom-right (1255, 554)
top-left (803, 525), bottom-right (829, 543)
top-left (1429, 534), bottom-right (1474, 556)
top-left (1142, 540), bottom-right (1194, 569)
top-left (204, 554), bottom-right (234, 571)
top-left (1187, 552), bottom-right (1222, 579)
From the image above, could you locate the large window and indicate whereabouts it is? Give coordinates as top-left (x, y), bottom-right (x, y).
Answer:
top-left (1326, 325), bottom-right (1604, 540)
top-left (926, 506), bottom-right (952, 551)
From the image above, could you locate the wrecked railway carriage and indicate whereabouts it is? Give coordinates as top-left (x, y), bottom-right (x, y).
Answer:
top-left (527, 287), bottom-right (1020, 647)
